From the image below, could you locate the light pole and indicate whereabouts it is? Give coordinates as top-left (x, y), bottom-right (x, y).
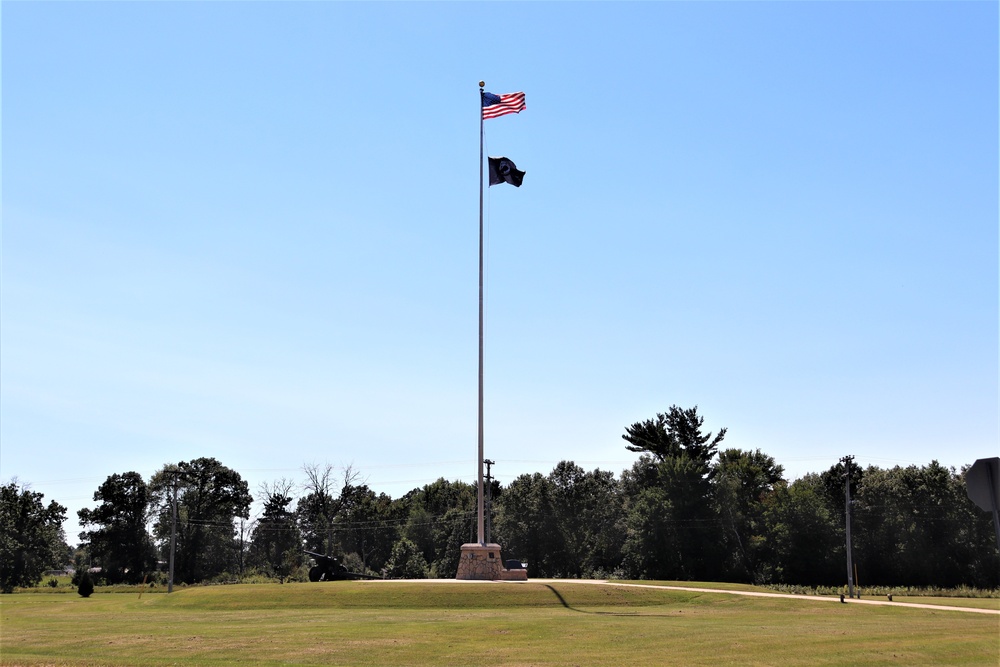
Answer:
top-left (484, 459), bottom-right (495, 544)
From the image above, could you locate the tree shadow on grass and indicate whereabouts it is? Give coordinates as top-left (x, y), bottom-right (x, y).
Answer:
top-left (542, 584), bottom-right (677, 618)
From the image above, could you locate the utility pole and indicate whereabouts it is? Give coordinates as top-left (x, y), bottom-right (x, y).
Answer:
top-left (484, 459), bottom-right (495, 544)
top-left (841, 455), bottom-right (855, 599)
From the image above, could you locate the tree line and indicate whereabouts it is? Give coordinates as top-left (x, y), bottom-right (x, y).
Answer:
top-left (2, 406), bottom-right (997, 592)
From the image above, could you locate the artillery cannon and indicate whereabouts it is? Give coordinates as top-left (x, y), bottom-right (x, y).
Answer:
top-left (305, 551), bottom-right (348, 581)
top-left (304, 551), bottom-right (380, 581)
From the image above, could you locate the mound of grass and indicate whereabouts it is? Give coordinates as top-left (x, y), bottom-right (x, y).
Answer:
top-left (154, 580), bottom-right (720, 612)
top-left (622, 580), bottom-right (775, 593)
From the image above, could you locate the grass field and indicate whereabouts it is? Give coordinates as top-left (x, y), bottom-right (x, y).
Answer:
top-left (2, 581), bottom-right (998, 666)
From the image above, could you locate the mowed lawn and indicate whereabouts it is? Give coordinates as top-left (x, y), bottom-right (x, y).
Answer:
top-left (2, 581), bottom-right (998, 666)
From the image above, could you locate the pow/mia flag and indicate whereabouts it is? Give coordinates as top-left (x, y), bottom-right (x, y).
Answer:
top-left (488, 156), bottom-right (525, 188)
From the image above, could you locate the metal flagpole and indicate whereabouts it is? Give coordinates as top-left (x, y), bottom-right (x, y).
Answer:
top-left (477, 81), bottom-right (486, 545)
top-left (842, 455), bottom-right (855, 599)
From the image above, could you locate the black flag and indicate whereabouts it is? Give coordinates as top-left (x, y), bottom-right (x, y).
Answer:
top-left (488, 156), bottom-right (525, 187)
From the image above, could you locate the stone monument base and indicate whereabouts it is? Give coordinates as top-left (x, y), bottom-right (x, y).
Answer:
top-left (456, 543), bottom-right (527, 581)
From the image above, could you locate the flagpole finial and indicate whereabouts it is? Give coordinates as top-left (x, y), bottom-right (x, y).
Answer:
top-left (479, 80), bottom-right (485, 89)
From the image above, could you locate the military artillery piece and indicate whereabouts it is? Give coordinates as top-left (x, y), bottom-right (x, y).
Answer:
top-left (304, 551), bottom-right (381, 581)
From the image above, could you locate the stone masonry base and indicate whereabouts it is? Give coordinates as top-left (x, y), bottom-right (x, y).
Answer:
top-left (456, 543), bottom-right (527, 581)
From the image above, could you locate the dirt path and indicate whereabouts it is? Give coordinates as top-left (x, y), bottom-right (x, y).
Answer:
top-left (526, 579), bottom-right (1000, 616)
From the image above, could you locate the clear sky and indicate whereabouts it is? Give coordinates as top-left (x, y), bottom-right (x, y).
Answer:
top-left (2, 2), bottom-right (997, 544)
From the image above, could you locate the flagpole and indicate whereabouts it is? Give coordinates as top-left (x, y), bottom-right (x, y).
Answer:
top-left (477, 80), bottom-right (486, 545)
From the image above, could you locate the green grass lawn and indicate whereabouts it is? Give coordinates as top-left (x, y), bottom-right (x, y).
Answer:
top-left (2, 581), bottom-right (997, 666)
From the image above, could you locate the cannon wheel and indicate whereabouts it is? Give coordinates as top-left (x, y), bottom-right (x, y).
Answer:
top-left (308, 566), bottom-right (322, 582)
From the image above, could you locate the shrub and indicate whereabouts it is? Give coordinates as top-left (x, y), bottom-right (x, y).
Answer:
top-left (341, 552), bottom-right (369, 576)
top-left (77, 571), bottom-right (94, 598)
top-left (386, 539), bottom-right (429, 579)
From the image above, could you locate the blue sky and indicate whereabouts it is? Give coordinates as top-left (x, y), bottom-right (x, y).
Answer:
top-left (2, 2), bottom-right (997, 543)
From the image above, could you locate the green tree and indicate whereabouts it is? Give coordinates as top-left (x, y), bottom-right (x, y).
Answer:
top-left (850, 465), bottom-right (913, 586)
top-left (819, 459), bottom-right (864, 527)
top-left (399, 478), bottom-right (476, 575)
top-left (297, 462), bottom-right (336, 556)
top-left (546, 461), bottom-right (625, 578)
top-left (250, 479), bottom-right (302, 583)
top-left (853, 461), bottom-right (996, 587)
top-left (77, 472), bottom-right (156, 584)
top-left (385, 538), bottom-right (429, 579)
top-left (401, 505), bottom-right (437, 566)
top-left (431, 506), bottom-right (476, 578)
top-left (623, 405), bottom-right (726, 473)
top-left (0, 481), bottom-right (67, 593)
top-left (493, 472), bottom-right (563, 577)
top-left (620, 407), bottom-right (726, 580)
top-left (713, 449), bottom-right (785, 583)
top-left (77, 570), bottom-right (94, 597)
top-left (622, 454), bottom-right (723, 580)
top-left (297, 463), bottom-right (362, 557)
top-left (150, 458), bottom-right (252, 584)
top-left (762, 473), bottom-right (842, 585)
top-left (621, 476), bottom-right (680, 579)
top-left (333, 484), bottom-right (402, 574)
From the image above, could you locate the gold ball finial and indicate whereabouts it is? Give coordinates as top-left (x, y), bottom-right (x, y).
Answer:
top-left (479, 80), bottom-right (485, 88)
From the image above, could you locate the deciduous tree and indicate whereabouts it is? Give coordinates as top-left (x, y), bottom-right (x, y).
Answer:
top-left (494, 473), bottom-right (562, 577)
top-left (385, 538), bottom-right (428, 579)
top-left (77, 472), bottom-right (155, 584)
top-left (762, 473), bottom-right (842, 585)
top-left (250, 479), bottom-right (301, 583)
top-left (0, 481), bottom-right (67, 593)
top-left (150, 458), bottom-right (251, 584)
top-left (333, 484), bottom-right (402, 574)
top-left (297, 463), bottom-right (361, 557)
top-left (713, 449), bottom-right (785, 582)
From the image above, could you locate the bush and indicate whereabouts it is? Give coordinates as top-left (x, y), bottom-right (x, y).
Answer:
top-left (386, 539), bottom-right (429, 579)
top-left (341, 552), bottom-right (370, 576)
top-left (77, 571), bottom-right (94, 598)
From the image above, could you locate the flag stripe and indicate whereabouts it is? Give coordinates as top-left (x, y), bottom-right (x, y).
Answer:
top-left (482, 91), bottom-right (526, 120)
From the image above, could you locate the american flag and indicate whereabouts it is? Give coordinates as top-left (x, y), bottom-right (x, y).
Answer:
top-left (482, 91), bottom-right (526, 120)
